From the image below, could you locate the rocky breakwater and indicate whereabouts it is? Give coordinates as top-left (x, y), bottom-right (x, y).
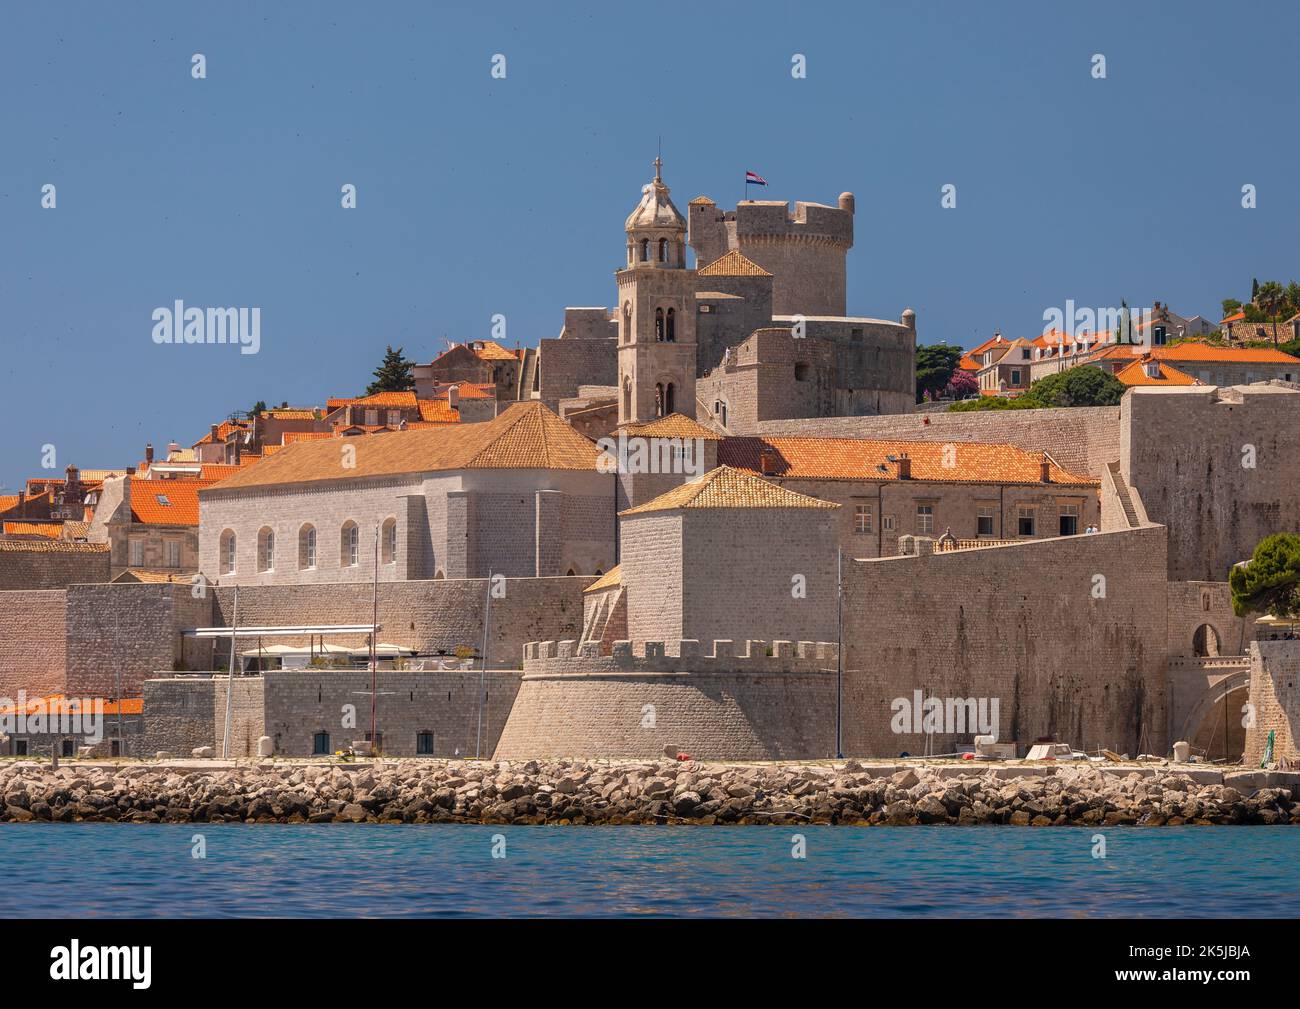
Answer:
top-left (1, 759), bottom-right (1299, 825)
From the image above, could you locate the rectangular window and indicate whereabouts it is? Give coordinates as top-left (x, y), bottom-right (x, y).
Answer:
top-left (387, 409), bottom-right (401, 426)
top-left (312, 731), bottom-right (331, 756)
top-left (61, 739), bottom-right (74, 757)
top-left (305, 529), bottom-right (316, 569)
top-left (14, 740), bottom-right (27, 756)
top-left (977, 507), bottom-right (995, 537)
top-left (1059, 504), bottom-right (1079, 537)
top-left (417, 731), bottom-right (434, 755)
top-left (1011, 369), bottom-right (1022, 386)
top-left (854, 504), bottom-right (873, 534)
top-left (129, 540), bottom-right (144, 567)
top-left (1154, 326), bottom-right (1166, 346)
top-left (883, 515), bottom-right (896, 532)
top-left (1018, 507), bottom-right (1036, 537)
top-left (365, 409), bottom-right (379, 426)
top-left (165, 540), bottom-right (181, 568)
top-left (916, 505), bottom-right (934, 535)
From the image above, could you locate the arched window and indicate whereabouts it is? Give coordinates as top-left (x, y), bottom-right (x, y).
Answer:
top-left (658, 238), bottom-right (669, 263)
top-left (654, 383), bottom-right (665, 418)
top-left (714, 399), bottom-right (728, 428)
top-left (341, 520), bottom-right (359, 567)
top-left (594, 568), bottom-right (603, 576)
top-left (666, 307), bottom-right (676, 342)
top-left (434, 569), bottom-right (445, 580)
top-left (665, 382), bottom-right (675, 414)
top-left (257, 527), bottom-right (275, 572)
top-left (622, 376), bottom-right (632, 417)
top-left (566, 567), bottom-right (577, 576)
top-left (299, 524), bottom-right (317, 569)
top-left (622, 302), bottom-right (631, 344)
top-left (655, 307), bottom-right (665, 342)
top-left (219, 529), bottom-right (237, 575)
top-left (640, 238), bottom-right (650, 262)
top-left (381, 517), bottom-right (397, 565)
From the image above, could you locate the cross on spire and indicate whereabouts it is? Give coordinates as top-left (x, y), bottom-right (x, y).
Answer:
top-left (653, 154), bottom-right (663, 182)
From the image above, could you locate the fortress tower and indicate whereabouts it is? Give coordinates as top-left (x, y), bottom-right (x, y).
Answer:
top-left (689, 192), bottom-right (855, 317)
top-left (617, 158), bottom-right (698, 424)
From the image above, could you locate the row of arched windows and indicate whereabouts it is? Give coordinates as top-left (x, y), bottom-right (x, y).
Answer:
top-left (633, 238), bottom-right (675, 264)
top-left (220, 518), bottom-right (398, 575)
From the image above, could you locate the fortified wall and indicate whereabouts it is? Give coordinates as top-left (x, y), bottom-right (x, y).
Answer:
top-left (494, 638), bottom-right (839, 761)
top-left (841, 525), bottom-right (1171, 757)
top-left (1244, 639), bottom-right (1300, 766)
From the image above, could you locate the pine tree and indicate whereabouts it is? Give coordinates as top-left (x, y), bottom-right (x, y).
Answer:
top-left (366, 346), bottom-right (415, 395)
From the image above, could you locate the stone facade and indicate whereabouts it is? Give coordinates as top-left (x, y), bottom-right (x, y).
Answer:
top-left (0, 590), bottom-right (67, 697)
top-left (1120, 385), bottom-right (1300, 581)
top-left (1244, 639), bottom-right (1300, 765)
top-left (0, 540), bottom-right (110, 589)
top-left (841, 526), bottom-right (1171, 758)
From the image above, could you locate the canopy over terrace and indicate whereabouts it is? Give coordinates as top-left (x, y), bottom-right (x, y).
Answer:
top-left (185, 624), bottom-right (388, 672)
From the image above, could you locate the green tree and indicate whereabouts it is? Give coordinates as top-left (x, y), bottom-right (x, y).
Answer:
top-left (366, 345), bottom-right (415, 395)
top-left (915, 344), bottom-right (963, 403)
top-left (948, 364), bottom-right (1125, 412)
top-left (1230, 534), bottom-right (1300, 618)
top-left (248, 400), bottom-right (267, 418)
top-left (1221, 298), bottom-right (1242, 318)
top-left (1028, 366), bottom-right (1127, 407)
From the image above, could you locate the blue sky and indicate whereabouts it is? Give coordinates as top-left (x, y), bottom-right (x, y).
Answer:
top-left (1, 0), bottom-right (1296, 490)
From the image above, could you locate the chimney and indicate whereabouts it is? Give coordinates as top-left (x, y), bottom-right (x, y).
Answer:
top-left (125, 466), bottom-right (136, 476)
top-left (897, 453), bottom-right (912, 480)
top-left (1040, 454), bottom-right (1052, 483)
top-left (210, 424), bottom-right (220, 444)
top-left (167, 441), bottom-right (180, 456)
top-left (448, 385), bottom-right (461, 410)
top-left (759, 447), bottom-right (778, 475)
top-left (17, 490), bottom-right (25, 517)
top-left (145, 443), bottom-right (154, 464)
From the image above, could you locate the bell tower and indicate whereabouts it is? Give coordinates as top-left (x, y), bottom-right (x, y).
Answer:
top-left (617, 157), bottom-right (698, 424)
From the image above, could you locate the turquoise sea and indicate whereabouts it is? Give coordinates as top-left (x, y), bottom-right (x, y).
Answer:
top-left (2, 825), bottom-right (1295, 918)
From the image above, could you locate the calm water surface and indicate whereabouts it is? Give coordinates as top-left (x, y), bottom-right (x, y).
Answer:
top-left (1, 825), bottom-right (1294, 918)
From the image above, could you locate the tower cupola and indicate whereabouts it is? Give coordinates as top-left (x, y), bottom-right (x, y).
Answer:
top-left (625, 156), bottom-right (686, 268)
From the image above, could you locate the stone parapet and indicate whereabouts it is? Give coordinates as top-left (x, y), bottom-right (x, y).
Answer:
top-left (521, 638), bottom-right (836, 675)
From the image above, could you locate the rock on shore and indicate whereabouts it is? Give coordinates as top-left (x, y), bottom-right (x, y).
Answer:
top-left (0, 759), bottom-right (1297, 826)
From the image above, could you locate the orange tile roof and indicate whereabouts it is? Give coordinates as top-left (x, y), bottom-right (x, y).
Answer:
top-left (356, 390), bottom-right (418, 407)
top-left (205, 402), bottom-right (599, 492)
top-left (112, 570), bottom-right (195, 584)
top-left (617, 413), bottom-right (722, 441)
top-left (130, 481), bottom-right (213, 526)
top-left (583, 564), bottom-right (622, 593)
top-left (0, 539), bottom-right (107, 554)
top-left (697, 250), bottom-right (772, 277)
top-left (437, 382), bottom-right (496, 400)
top-left (688, 196), bottom-right (716, 206)
top-left (719, 437), bottom-right (1097, 487)
top-left (2, 521), bottom-right (61, 538)
top-left (193, 420), bottom-right (247, 447)
top-left (1115, 357), bottom-right (1198, 387)
top-left (1220, 311), bottom-right (1246, 324)
top-left (620, 466), bottom-right (841, 516)
top-left (284, 431), bottom-right (334, 444)
top-left (1153, 342), bottom-right (1300, 364)
top-left (262, 445), bottom-right (284, 457)
top-left (260, 408), bottom-right (319, 420)
top-left (0, 495), bottom-right (20, 513)
top-left (0, 693), bottom-right (142, 717)
top-left (417, 399), bottom-right (461, 423)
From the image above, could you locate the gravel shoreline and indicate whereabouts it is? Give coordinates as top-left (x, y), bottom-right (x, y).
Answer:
top-left (2, 758), bottom-right (1298, 826)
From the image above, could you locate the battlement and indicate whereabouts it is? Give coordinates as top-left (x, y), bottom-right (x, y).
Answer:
top-left (521, 637), bottom-right (837, 676)
top-left (729, 199), bottom-right (854, 247)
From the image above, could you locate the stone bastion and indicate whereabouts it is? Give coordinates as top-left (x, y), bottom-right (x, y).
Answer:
top-left (493, 638), bottom-right (839, 761)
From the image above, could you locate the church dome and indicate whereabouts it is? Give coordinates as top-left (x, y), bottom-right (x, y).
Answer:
top-left (625, 158), bottom-right (685, 232)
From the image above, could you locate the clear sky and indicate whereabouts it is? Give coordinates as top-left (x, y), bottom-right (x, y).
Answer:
top-left (1, 0), bottom-right (1296, 491)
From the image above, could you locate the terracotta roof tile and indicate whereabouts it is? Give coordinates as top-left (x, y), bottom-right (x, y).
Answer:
top-left (719, 437), bottom-right (1098, 487)
top-left (1115, 357), bottom-right (1198, 386)
top-left (417, 399), bottom-right (461, 423)
top-left (697, 250), bottom-right (772, 277)
top-left (193, 420), bottom-right (247, 447)
top-left (583, 565), bottom-right (622, 593)
top-left (2, 522), bottom-right (61, 538)
top-left (1153, 342), bottom-right (1300, 364)
top-left (0, 539), bottom-right (108, 554)
top-left (616, 413), bottom-right (722, 441)
top-left (0, 693), bottom-right (141, 717)
top-left (130, 481), bottom-right (213, 526)
top-left (620, 466), bottom-right (840, 515)
top-left (204, 402), bottom-right (599, 493)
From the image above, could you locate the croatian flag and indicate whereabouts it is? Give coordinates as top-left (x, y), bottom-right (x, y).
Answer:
top-left (745, 171), bottom-right (768, 186)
